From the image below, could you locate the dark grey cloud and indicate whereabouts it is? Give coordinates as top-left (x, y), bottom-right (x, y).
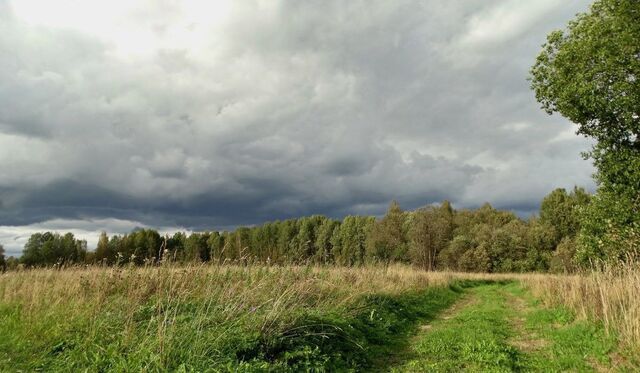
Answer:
top-left (0, 0), bottom-right (595, 256)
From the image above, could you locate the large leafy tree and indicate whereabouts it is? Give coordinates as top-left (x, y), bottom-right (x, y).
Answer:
top-left (94, 232), bottom-right (111, 264)
top-left (314, 218), bottom-right (340, 264)
top-left (332, 216), bottom-right (375, 265)
top-left (185, 232), bottom-right (211, 262)
top-left (408, 201), bottom-right (454, 271)
top-left (539, 187), bottom-right (591, 243)
top-left (531, 0), bottom-right (639, 150)
top-left (295, 216), bottom-right (325, 261)
top-left (20, 232), bottom-right (87, 266)
top-left (530, 0), bottom-right (640, 263)
top-left (366, 201), bottom-right (408, 263)
top-left (207, 231), bottom-right (225, 263)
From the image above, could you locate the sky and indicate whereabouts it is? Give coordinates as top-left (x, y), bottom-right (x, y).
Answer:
top-left (0, 0), bottom-right (595, 256)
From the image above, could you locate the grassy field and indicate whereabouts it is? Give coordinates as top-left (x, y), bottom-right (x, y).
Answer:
top-left (390, 281), bottom-right (632, 372)
top-left (0, 264), bottom-right (638, 372)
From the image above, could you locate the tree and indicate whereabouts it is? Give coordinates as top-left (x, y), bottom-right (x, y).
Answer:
top-left (408, 202), bottom-right (454, 271)
top-left (488, 220), bottom-right (529, 273)
top-left (366, 201), bottom-right (408, 263)
top-left (207, 232), bottom-right (225, 263)
top-left (578, 190), bottom-right (640, 263)
top-left (21, 232), bottom-right (48, 266)
top-left (108, 235), bottom-right (125, 264)
top-left (295, 216), bottom-right (325, 262)
top-left (459, 246), bottom-right (491, 273)
top-left (167, 232), bottom-right (187, 261)
top-left (5, 256), bottom-right (19, 271)
top-left (232, 227), bottom-right (252, 263)
top-left (20, 232), bottom-right (87, 266)
top-left (185, 232), bottom-right (211, 262)
top-left (438, 235), bottom-right (472, 270)
top-left (314, 219), bottom-right (339, 264)
top-left (550, 237), bottom-right (579, 273)
top-left (530, 0), bottom-right (640, 263)
top-left (95, 232), bottom-right (111, 264)
top-left (531, 0), bottom-right (639, 152)
top-left (277, 220), bottom-right (298, 262)
top-left (524, 217), bottom-right (557, 271)
top-left (332, 216), bottom-right (374, 266)
top-left (539, 187), bottom-right (590, 243)
top-left (437, 204), bottom-right (529, 272)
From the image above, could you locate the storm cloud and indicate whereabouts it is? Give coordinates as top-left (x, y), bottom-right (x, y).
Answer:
top-left (0, 0), bottom-right (595, 256)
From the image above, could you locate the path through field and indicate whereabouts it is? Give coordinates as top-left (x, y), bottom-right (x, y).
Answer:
top-left (383, 281), bottom-right (627, 372)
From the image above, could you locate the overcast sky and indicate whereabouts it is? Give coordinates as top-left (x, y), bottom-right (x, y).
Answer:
top-left (0, 0), bottom-right (595, 256)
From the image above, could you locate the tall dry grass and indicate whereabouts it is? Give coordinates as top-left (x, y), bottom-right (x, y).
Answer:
top-left (0, 264), bottom-right (504, 370)
top-left (3, 263), bottom-right (637, 369)
top-left (0, 264), bottom-right (506, 319)
top-left (3, 264), bottom-right (636, 345)
top-left (0, 264), bottom-right (451, 316)
top-left (0, 263), bottom-right (550, 341)
top-left (521, 262), bottom-right (640, 352)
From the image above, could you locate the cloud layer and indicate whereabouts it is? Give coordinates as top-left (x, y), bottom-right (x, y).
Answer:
top-left (0, 0), bottom-right (594, 256)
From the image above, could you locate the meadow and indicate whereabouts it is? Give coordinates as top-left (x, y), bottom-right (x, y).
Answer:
top-left (1, 0), bottom-right (638, 371)
top-left (1, 264), bottom-right (638, 371)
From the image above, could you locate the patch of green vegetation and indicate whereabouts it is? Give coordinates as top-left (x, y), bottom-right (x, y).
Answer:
top-left (390, 281), bottom-right (526, 372)
top-left (506, 284), bottom-right (621, 372)
top-left (390, 281), bottom-right (632, 372)
top-left (3, 275), bottom-right (633, 372)
top-left (0, 280), bottom-right (479, 372)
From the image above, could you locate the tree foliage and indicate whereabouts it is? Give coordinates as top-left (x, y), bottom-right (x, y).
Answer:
top-left (366, 201), bottom-right (408, 263)
top-left (21, 232), bottom-right (87, 266)
top-left (408, 201), bottom-right (453, 271)
top-left (15, 190), bottom-right (594, 273)
top-left (530, 0), bottom-right (640, 263)
top-left (530, 0), bottom-right (639, 151)
top-left (540, 187), bottom-right (590, 243)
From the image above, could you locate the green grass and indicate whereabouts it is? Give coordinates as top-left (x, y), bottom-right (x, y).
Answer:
top-left (0, 285), bottom-right (465, 372)
top-left (389, 281), bottom-right (629, 372)
top-left (1, 266), bottom-right (635, 372)
top-left (391, 281), bottom-right (525, 372)
top-left (507, 284), bottom-right (621, 372)
top-left (0, 267), bottom-right (474, 372)
top-left (243, 281), bottom-right (469, 371)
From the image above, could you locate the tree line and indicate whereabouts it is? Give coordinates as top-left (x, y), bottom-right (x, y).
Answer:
top-left (2, 187), bottom-right (593, 273)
